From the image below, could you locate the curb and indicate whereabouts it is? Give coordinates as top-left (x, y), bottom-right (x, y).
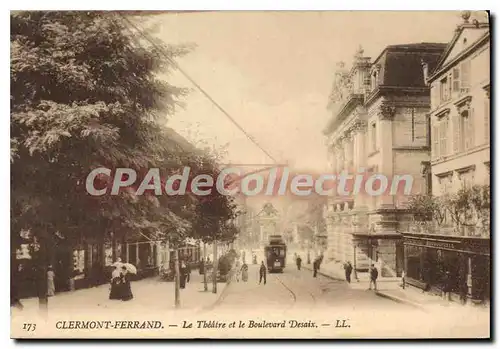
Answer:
top-left (375, 291), bottom-right (426, 311)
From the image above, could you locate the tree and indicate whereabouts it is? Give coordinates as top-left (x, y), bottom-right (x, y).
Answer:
top-left (11, 11), bottom-right (191, 310)
top-left (407, 184), bottom-right (491, 237)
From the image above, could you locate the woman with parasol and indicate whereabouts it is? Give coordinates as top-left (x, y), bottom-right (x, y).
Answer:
top-left (109, 265), bottom-right (123, 300)
top-left (120, 263), bottom-right (136, 301)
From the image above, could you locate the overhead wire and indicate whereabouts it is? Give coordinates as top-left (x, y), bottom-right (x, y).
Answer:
top-left (118, 13), bottom-right (280, 165)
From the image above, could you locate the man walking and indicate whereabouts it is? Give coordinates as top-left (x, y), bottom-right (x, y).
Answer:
top-left (313, 257), bottom-right (319, 278)
top-left (296, 255), bottom-right (302, 271)
top-left (259, 261), bottom-right (267, 285)
top-left (344, 261), bottom-right (353, 283)
top-left (369, 264), bottom-right (378, 290)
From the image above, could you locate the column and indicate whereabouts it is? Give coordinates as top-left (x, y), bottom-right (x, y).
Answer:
top-left (125, 243), bottom-right (129, 263)
top-left (136, 243), bottom-right (139, 266)
top-left (353, 122), bottom-right (368, 210)
top-left (379, 103), bottom-right (395, 208)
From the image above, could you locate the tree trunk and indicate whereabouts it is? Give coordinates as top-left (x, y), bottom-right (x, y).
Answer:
top-left (37, 227), bottom-right (48, 317)
top-left (173, 247), bottom-right (180, 308)
top-left (212, 241), bottom-right (218, 294)
top-left (203, 243), bottom-right (208, 292)
top-left (111, 232), bottom-right (117, 262)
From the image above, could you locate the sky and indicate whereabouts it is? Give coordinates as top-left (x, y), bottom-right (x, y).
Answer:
top-left (145, 11), bottom-right (481, 213)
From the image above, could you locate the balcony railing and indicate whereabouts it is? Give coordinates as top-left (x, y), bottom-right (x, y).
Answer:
top-left (459, 87), bottom-right (470, 95)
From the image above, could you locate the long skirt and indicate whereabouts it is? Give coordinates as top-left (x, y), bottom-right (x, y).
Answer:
top-left (47, 279), bottom-right (55, 297)
top-left (121, 280), bottom-right (133, 301)
top-left (242, 270), bottom-right (248, 282)
top-left (180, 274), bottom-right (187, 289)
top-left (109, 278), bottom-right (122, 300)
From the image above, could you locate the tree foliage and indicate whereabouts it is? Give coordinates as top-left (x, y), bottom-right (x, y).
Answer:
top-left (11, 11), bottom-right (239, 253)
top-left (407, 184), bottom-right (490, 236)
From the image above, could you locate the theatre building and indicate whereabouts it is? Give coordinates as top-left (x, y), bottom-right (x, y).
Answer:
top-left (323, 42), bottom-right (446, 278)
top-left (403, 13), bottom-right (490, 304)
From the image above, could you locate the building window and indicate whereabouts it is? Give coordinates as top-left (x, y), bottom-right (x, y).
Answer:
top-left (370, 122), bottom-right (377, 152)
top-left (438, 175), bottom-right (452, 195)
top-left (460, 109), bottom-right (474, 151)
top-left (460, 60), bottom-right (471, 94)
top-left (434, 114), bottom-right (449, 158)
top-left (409, 108), bottom-right (416, 142)
top-left (459, 170), bottom-right (475, 189)
top-left (451, 60), bottom-right (471, 95)
top-left (440, 76), bottom-right (450, 102)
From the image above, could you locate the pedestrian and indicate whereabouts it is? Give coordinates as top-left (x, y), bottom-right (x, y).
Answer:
top-left (235, 260), bottom-right (241, 282)
top-left (459, 278), bottom-right (468, 305)
top-left (11, 263), bottom-right (24, 310)
top-left (198, 259), bottom-right (204, 275)
top-left (180, 260), bottom-right (187, 289)
top-left (120, 266), bottom-right (133, 301)
top-left (259, 261), bottom-right (267, 285)
top-left (109, 266), bottom-right (122, 300)
top-left (241, 263), bottom-right (249, 282)
top-left (296, 255), bottom-right (302, 270)
top-left (442, 271), bottom-right (452, 301)
top-left (369, 264), bottom-right (378, 291)
top-left (185, 261), bottom-right (191, 283)
top-left (47, 266), bottom-right (55, 297)
top-left (344, 261), bottom-right (353, 283)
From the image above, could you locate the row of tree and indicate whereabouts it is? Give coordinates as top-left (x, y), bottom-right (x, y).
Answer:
top-left (11, 11), bottom-right (240, 310)
top-left (406, 184), bottom-right (490, 236)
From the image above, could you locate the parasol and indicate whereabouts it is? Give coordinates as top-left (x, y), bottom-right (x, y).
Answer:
top-left (123, 263), bottom-right (137, 274)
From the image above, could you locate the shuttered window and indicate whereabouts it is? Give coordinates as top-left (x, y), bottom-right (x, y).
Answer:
top-left (439, 117), bottom-right (448, 156)
top-left (461, 60), bottom-right (471, 90)
top-left (461, 110), bottom-right (474, 151)
top-left (452, 67), bottom-right (460, 92)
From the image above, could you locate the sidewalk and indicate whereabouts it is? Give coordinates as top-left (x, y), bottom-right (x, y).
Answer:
top-left (302, 260), bottom-right (490, 314)
top-left (302, 260), bottom-right (400, 290)
top-left (11, 272), bottom-right (228, 320)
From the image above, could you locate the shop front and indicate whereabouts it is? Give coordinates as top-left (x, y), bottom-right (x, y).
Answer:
top-left (403, 233), bottom-right (490, 304)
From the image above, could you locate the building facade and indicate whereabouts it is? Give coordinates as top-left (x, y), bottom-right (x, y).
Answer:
top-left (403, 13), bottom-right (490, 303)
top-left (324, 43), bottom-right (446, 277)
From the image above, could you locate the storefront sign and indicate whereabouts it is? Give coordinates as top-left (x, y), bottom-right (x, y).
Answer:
top-left (404, 238), bottom-right (458, 250)
top-left (405, 236), bottom-right (490, 255)
top-left (425, 240), bottom-right (457, 250)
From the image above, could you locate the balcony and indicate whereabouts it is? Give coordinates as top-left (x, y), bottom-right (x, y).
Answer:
top-left (459, 87), bottom-right (470, 95)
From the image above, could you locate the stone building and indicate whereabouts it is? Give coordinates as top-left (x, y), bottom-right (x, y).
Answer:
top-left (323, 43), bottom-right (446, 277)
top-left (403, 12), bottom-right (490, 303)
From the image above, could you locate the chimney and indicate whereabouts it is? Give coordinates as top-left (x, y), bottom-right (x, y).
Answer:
top-left (421, 60), bottom-right (429, 86)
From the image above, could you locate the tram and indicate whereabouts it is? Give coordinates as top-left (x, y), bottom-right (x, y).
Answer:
top-left (264, 235), bottom-right (287, 273)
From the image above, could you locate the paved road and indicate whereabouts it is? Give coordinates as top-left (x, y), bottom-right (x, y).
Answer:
top-left (200, 264), bottom-right (489, 338)
top-left (213, 264), bottom-right (402, 312)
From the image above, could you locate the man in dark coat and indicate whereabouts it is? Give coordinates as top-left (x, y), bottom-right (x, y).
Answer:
top-left (313, 257), bottom-right (319, 278)
top-left (344, 261), bottom-right (353, 283)
top-left (259, 261), bottom-right (267, 285)
top-left (442, 271), bottom-right (453, 301)
top-left (369, 264), bottom-right (378, 290)
top-left (296, 255), bottom-right (302, 271)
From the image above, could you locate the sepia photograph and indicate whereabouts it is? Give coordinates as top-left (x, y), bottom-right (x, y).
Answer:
top-left (9, 9), bottom-right (491, 339)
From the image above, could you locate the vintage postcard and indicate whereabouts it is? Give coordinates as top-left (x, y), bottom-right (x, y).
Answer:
top-left (10, 10), bottom-right (491, 339)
